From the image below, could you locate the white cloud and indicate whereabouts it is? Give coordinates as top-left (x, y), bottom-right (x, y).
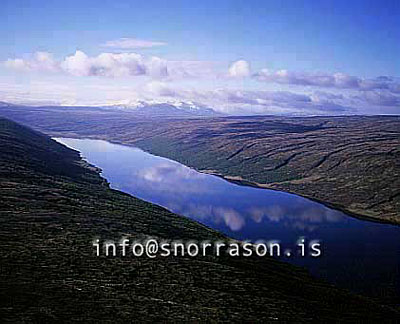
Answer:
top-left (228, 60), bottom-right (250, 78)
top-left (144, 81), bottom-right (177, 97)
top-left (5, 58), bottom-right (27, 70)
top-left (6, 50), bottom-right (168, 78)
top-left (61, 51), bottom-right (161, 77)
top-left (147, 56), bottom-right (168, 78)
top-left (61, 50), bottom-right (92, 76)
top-left (5, 51), bottom-right (59, 72)
top-left (103, 37), bottom-right (167, 49)
top-left (4, 51), bottom-right (216, 80)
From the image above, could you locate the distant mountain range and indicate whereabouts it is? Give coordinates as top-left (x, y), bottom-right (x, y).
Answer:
top-left (105, 101), bottom-right (222, 117)
top-left (0, 101), bottom-right (222, 118)
top-left (0, 101), bottom-right (17, 108)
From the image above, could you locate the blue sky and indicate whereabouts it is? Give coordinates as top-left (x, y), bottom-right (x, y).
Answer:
top-left (1, 0), bottom-right (399, 115)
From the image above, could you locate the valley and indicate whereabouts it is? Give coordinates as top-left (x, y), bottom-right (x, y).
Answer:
top-left (2, 117), bottom-right (399, 321)
top-left (1, 104), bottom-right (398, 224)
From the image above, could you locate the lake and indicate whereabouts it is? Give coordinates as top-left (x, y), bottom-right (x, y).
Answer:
top-left (56, 137), bottom-right (400, 303)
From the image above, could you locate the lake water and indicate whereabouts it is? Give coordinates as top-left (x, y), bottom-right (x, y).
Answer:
top-left (56, 138), bottom-right (400, 303)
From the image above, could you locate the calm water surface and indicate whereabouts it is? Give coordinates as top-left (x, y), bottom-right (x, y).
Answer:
top-left (56, 138), bottom-right (400, 302)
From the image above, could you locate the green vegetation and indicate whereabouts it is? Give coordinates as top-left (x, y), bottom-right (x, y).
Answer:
top-left (1, 117), bottom-right (399, 321)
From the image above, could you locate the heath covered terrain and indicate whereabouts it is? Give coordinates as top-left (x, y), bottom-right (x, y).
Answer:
top-left (1, 117), bottom-right (400, 321)
top-left (1, 104), bottom-right (399, 224)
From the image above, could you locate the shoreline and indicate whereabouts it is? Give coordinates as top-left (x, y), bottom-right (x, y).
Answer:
top-left (53, 134), bottom-right (400, 227)
top-left (200, 170), bottom-right (400, 227)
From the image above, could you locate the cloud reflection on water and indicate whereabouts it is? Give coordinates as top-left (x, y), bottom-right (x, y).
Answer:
top-left (166, 201), bottom-right (344, 233)
top-left (58, 138), bottom-right (348, 235)
top-left (128, 161), bottom-right (346, 233)
top-left (139, 163), bottom-right (206, 183)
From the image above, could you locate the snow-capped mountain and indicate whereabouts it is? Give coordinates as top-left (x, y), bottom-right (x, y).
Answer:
top-left (104, 100), bottom-right (222, 117)
top-left (0, 100), bottom-right (222, 118)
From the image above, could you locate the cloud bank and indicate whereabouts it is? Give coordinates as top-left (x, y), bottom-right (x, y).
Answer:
top-left (142, 83), bottom-right (353, 115)
top-left (4, 51), bottom-right (218, 80)
top-left (6, 52), bottom-right (399, 95)
top-left (6, 51), bottom-right (168, 78)
top-left (5, 52), bottom-right (59, 72)
top-left (253, 69), bottom-right (400, 94)
top-left (3, 51), bottom-right (399, 115)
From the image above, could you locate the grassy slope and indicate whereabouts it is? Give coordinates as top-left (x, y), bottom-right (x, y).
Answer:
top-left (0, 117), bottom-right (399, 322)
top-left (131, 116), bottom-right (400, 224)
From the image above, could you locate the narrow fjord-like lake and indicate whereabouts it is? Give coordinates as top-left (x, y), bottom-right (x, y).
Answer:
top-left (56, 138), bottom-right (400, 302)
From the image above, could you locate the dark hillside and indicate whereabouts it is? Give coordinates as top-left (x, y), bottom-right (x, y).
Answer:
top-left (0, 117), bottom-right (399, 322)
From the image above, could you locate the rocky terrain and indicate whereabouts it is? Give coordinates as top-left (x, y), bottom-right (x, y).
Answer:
top-left (1, 116), bottom-right (399, 321)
